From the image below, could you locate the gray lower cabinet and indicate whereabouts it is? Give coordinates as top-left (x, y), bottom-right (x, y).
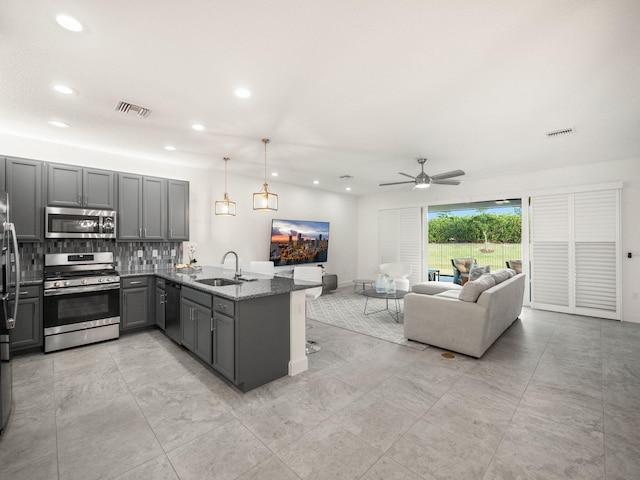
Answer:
top-left (10, 285), bottom-right (42, 351)
top-left (168, 282), bottom-right (290, 392)
top-left (117, 173), bottom-right (166, 240)
top-left (213, 305), bottom-right (235, 381)
top-left (181, 287), bottom-right (213, 364)
top-left (121, 276), bottom-right (152, 330)
top-left (5, 156), bottom-right (43, 241)
top-left (155, 278), bottom-right (166, 330)
top-left (167, 180), bottom-right (189, 240)
top-left (233, 294), bottom-right (290, 392)
top-left (47, 163), bottom-right (115, 209)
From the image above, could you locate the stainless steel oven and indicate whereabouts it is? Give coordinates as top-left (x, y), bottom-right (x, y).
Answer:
top-left (45, 207), bottom-right (116, 239)
top-left (43, 252), bottom-right (120, 353)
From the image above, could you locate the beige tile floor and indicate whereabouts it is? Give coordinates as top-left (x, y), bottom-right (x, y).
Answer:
top-left (1, 306), bottom-right (639, 479)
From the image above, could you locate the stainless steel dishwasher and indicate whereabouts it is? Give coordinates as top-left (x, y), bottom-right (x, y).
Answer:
top-left (164, 281), bottom-right (182, 344)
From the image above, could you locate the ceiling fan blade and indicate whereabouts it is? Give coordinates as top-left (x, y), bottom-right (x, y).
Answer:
top-left (379, 180), bottom-right (416, 186)
top-left (431, 179), bottom-right (462, 185)
top-left (397, 172), bottom-right (416, 180)
top-left (430, 169), bottom-right (465, 180)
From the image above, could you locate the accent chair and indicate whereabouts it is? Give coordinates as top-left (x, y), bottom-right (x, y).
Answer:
top-left (378, 262), bottom-right (412, 291)
top-left (451, 258), bottom-right (476, 285)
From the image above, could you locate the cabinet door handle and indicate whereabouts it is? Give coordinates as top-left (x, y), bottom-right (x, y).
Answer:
top-left (211, 315), bottom-right (214, 332)
top-left (129, 281), bottom-right (142, 285)
top-left (84, 194), bottom-right (88, 205)
top-left (139, 228), bottom-right (142, 237)
top-left (169, 228), bottom-right (173, 238)
top-left (77, 194), bottom-right (82, 205)
top-left (144, 228), bottom-right (147, 237)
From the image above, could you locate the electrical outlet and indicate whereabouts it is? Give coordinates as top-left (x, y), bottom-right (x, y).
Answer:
top-left (171, 249), bottom-right (176, 256)
top-left (152, 249), bottom-right (158, 257)
top-left (137, 250), bottom-right (143, 258)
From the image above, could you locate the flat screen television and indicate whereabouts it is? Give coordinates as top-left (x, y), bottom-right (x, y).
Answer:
top-left (269, 219), bottom-right (330, 266)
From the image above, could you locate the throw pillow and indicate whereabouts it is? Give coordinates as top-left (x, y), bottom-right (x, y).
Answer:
top-left (458, 274), bottom-right (496, 302)
top-left (469, 264), bottom-right (490, 281)
top-left (491, 269), bottom-right (512, 285)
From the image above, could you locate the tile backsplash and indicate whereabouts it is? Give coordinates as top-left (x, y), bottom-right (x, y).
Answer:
top-left (18, 240), bottom-right (183, 273)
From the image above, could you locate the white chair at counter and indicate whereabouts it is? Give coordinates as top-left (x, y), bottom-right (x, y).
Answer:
top-left (293, 266), bottom-right (323, 354)
top-left (248, 261), bottom-right (275, 277)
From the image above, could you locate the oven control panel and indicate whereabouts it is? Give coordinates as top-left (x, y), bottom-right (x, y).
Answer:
top-left (45, 275), bottom-right (120, 290)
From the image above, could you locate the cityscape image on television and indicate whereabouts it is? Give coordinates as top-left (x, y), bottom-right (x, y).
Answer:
top-left (269, 219), bottom-right (330, 266)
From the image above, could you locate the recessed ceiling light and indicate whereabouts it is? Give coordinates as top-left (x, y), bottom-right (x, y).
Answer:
top-left (271, 172), bottom-right (278, 177)
top-left (56, 14), bottom-right (83, 32)
top-left (345, 187), bottom-right (351, 191)
top-left (191, 124), bottom-right (205, 131)
top-left (234, 88), bottom-right (251, 98)
top-left (313, 180), bottom-right (319, 185)
top-left (48, 120), bottom-right (69, 128)
top-left (164, 145), bottom-right (177, 151)
top-left (52, 84), bottom-right (77, 95)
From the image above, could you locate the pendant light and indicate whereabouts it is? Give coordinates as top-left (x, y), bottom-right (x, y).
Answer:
top-left (215, 157), bottom-right (237, 216)
top-left (252, 138), bottom-right (278, 211)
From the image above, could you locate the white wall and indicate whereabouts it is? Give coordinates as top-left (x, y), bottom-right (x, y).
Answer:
top-left (207, 172), bottom-right (358, 281)
top-left (356, 158), bottom-right (640, 323)
top-left (1, 134), bottom-right (359, 285)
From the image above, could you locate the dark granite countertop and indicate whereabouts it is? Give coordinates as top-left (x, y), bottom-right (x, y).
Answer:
top-left (118, 266), bottom-right (320, 301)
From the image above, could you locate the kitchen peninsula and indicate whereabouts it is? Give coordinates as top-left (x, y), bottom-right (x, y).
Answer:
top-left (120, 266), bottom-right (318, 392)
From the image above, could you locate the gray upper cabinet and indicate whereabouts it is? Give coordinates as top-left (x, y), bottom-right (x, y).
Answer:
top-left (117, 173), bottom-right (143, 240)
top-left (47, 163), bottom-right (115, 209)
top-left (117, 173), bottom-right (166, 241)
top-left (143, 176), bottom-right (166, 240)
top-left (167, 180), bottom-right (189, 240)
top-left (5, 156), bottom-right (43, 241)
top-left (0, 157), bottom-right (5, 189)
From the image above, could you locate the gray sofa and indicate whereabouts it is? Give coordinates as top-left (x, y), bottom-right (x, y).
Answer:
top-left (403, 272), bottom-right (525, 358)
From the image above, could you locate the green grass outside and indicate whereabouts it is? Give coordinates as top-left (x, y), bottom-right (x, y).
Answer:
top-left (428, 243), bottom-right (522, 276)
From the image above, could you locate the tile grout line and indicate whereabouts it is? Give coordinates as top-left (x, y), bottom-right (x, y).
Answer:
top-left (105, 335), bottom-right (183, 479)
top-left (478, 313), bottom-right (558, 479)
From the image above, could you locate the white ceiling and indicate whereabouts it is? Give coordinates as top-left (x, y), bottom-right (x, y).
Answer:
top-left (1, 0), bottom-right (639, 195)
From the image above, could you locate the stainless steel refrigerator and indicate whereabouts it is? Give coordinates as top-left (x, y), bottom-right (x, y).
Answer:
top-left (0, 191), bottom-right (21, 434)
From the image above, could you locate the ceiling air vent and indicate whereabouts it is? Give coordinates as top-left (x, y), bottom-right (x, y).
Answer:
top-left (546, 127), bottom-right (574, 138)
top-left (115, 101), bottom-right (151, 118)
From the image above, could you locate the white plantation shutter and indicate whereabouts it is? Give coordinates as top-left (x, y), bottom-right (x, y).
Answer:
top-left (574, 190), bottom-right (619, 317)
top-left (530, 188), bottom-right (620, 319)
top-left (530, 195), bottom-right (571, 311)
top-left (378, 207), bottom-right (422, 286)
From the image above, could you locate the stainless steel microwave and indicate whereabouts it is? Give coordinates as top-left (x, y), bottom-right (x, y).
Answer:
top-left (45, 207), bottom-right (117, 239)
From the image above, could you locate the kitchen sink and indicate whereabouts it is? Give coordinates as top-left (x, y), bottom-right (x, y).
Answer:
top-left (196, 277), bottom-right (241, 287)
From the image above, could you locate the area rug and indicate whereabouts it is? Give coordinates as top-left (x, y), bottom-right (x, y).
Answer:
top-left (306, 287), bottom-right (427, 350)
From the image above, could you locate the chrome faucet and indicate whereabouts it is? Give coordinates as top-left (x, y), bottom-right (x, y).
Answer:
top-left (221, 251), bottom-right (241, 278)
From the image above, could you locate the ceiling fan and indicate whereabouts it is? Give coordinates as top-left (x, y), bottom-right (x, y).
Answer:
top-left (379, 158), bottom-right (465, 189)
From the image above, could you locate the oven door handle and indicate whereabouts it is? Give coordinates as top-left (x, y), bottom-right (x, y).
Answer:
top-left (44, 283), bottom-right (121, 297)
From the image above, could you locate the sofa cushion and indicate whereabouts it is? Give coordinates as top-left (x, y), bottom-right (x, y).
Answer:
top-left (491, 269), bottom-right (512, 285)
top-left (470, 264), bottom-right (490, 281)
top-left (435, 290), bottom-right (461, 299)
top-left (458, 273), bottom-right (496, 302)
top-left (412, 282), bottom-right (462, 295)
